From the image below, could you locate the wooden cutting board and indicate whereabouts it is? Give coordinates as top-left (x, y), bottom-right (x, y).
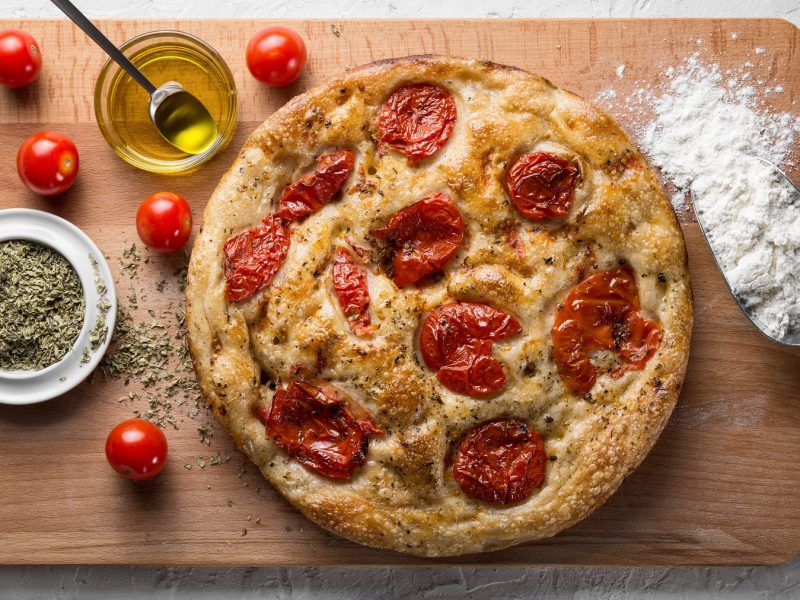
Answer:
top-left (1, 18), bottom-right (799, 567)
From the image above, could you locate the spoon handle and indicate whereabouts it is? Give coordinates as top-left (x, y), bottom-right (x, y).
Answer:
top-left (50, 0), bottom-right (157, 95)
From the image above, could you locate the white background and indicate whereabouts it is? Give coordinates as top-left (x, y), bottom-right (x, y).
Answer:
top-left (2, 0), bottom-right (800, 598)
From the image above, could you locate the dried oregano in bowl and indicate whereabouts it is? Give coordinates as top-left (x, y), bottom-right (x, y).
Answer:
top-left (0, 240), bottom-right (85, 371)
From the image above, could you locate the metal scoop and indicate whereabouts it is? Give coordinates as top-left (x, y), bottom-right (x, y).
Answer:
top-left (690, 158), bottom-right (800, 347)
top-left (51, 0), bottom-right (218, 155)
top-left (752, 156), bottom-right (800, 199)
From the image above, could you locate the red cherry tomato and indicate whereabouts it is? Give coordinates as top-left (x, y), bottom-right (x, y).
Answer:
top-left (16, 131), bottom-right (79, 197)
top-left (333, 246), bottom-right (375, 337)
top-left (419, 302), bottom-right (522, 397)
top-left (246, 26), bottom-right (307, 87)
top-left (551, 265), bottom-right (662, 395)
top-left (223, 214), bottom-right (291, 302)
top-left (506, 152), bottom-right (579, 220)
top-left (105, 418), bottom-right (168, 481)
top-left (256, 380), bottom-right (383, 480)
top-left (453, 419), bottom-right (547, 505)
top-left (371, 193), bottom-right (464, 286)
top-left (0, 29), bottom-right (42, 88)
top-left (275, 149), bottom-right (355, 222)
top-left (378, 83), bottom-right (457, 161)
top-left (135, 191), bottom-right (193, 253)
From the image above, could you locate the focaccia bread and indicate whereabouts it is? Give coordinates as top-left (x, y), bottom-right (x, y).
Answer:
top-left (186, 55), bottom-right (692, 557)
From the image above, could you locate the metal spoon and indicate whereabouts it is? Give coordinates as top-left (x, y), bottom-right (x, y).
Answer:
top-left (752, 155), bottom-right (800, 202)
top-left (690, 176), bottom-right (800, 347)
top-left (50, 0), bottom-right (218, 155)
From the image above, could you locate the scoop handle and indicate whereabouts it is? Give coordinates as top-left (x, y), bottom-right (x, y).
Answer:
top-left (50, 0), bottom-right (157, 95)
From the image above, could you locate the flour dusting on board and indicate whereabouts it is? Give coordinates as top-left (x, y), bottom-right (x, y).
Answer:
top-left (596, 51), bottom-right (800, 338)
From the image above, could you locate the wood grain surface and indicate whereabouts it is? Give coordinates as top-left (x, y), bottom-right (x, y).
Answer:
top-left (0, 18), bottom-right (799, 567)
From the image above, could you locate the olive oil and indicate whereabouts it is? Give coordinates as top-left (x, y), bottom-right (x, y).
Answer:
top-left (153, 89), bottom-right (218, 155)
top-left (105, 41), bottom-right (231, 165)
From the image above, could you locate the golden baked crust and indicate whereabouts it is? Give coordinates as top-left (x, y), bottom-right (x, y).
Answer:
top-left (186, 55), bottom-right (693, 557)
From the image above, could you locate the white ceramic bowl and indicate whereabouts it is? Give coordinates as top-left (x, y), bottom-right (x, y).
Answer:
top-left (0, 209), bottom-right (116, 405)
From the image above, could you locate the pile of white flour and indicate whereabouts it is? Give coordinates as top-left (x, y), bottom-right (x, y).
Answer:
top-left (599, 54), bottom-right (800, 338)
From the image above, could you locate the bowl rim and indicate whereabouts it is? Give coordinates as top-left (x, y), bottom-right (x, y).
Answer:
top-left (93, 29), bottom-right (238, 174)
top-left (0, 209), bottom-right (117, 405)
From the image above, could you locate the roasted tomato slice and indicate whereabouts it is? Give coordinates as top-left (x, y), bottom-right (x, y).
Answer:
top-left (420, 302), bottom-right (522, 370)
top-left (371, 192), bottom-right (464, 286)
top-left (506, 152), bottom-right (579, 220)
top-left (377, 83), bottom-right (457, 161)
top-left (551, 265), bottom-right (663, 395)
top-left (258, 380), bottom-right (383, 479)
top-left (453, 419), bottom-right (547, 505)
top-left (275, 149), bottom-right (355, 222)
top-left (419, 302), bottom-right (522, 396)
top-left (223, 214), bottom-right (290, 303)
top-left (333, 246), bottom-right (375, 337)
top-left (436, 339), bottom-right (509, 397)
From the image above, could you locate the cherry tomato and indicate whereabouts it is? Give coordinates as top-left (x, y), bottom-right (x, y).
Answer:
top-left (16, 131), bottom-right (79, 196)
top-left (419, 302), bottom-right (522, 397)
top-left (506, 152), bottom-right (579, 220)
top-left (135, 191), bottom-right (193, 253)
top-left (551, 266), bottom-right (662, 395)
top-left (0, 29), bottom-right (42, 88)
top-left (246, 26), bottom-right (307, 87)
top-left (224, 214), bottom-right (290, 302)
top-left (378, 83), bottom-right (457, 161)
top-left (105, 418), bottom-right (168, 481)
top-left (453, 419), bottom-right (547, 505)
top-left (275, 149), bottom-right (355, 222)
top-left (256, 380), bottom-right (383, 479)
top-left (333, 246), bottom-right (375, 336)
top-left (371, 193), bottom-right (464, 286)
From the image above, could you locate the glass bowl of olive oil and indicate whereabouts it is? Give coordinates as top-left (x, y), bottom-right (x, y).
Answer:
top-left (94, 31), bottom-right (237, 174)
